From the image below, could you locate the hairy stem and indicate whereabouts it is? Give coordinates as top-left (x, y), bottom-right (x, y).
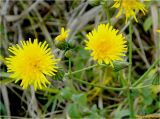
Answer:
top-left (128, 21), bottom-right (134, 118)
top-left (102, 0), bottom-right (111, 24)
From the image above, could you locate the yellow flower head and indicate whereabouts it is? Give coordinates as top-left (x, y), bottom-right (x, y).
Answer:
top-left (55, 27), bottom-right (70, 41)
top-left (6, 39), bottom-right (58, 90)
top-left (156, 29), bottom-right (160, 33)
top-left (113, 0), bottom-right (147, 23)
top-left (85, 24), bottom-right (127, 66)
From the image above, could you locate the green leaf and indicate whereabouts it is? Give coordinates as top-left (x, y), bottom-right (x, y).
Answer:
top-left (60, 87), bottom-right (73, 100)
top-left (142, 106), bottom-right (154, 114)
top-left (0, 101), bottom-right (7, 115)
top-left (143, 16), bottom-right (152, 32)
top-left (72, 93), bottom-right (87, 106)
top-left (67, 103), bottom-right (81, 118)
top-left (91, 104), bottom-right (98, 113)
top-left (84, 105), bottom-right (103, 119)
top-left (152, 71), bottom-right (160, 85)
top-left (143, 96), bottom-right (153, 105)
top-left (142, 89), bottom-right (153, 105)
top-left (79, 47), bottom-right (90, 60)
top-left (156, 101), bottom-right (160, 109)
top-left (88, 0), bottom-right (100, 6)
top-left (85, 113), bottom-right (103, 119)
top-left (114, 109), bottom-right (130, 119)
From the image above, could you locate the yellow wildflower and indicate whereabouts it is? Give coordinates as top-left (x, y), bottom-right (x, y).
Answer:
top-left (55, 27), bottom-right (70, 41)
top-left (156, 30), bottom-right (160, 33)
top-left (6, 39), bottom-right (58, 90)
top-left (85, 24), bottom-right (127, 66)
top-left (112, 0), bottom-right (147, 23)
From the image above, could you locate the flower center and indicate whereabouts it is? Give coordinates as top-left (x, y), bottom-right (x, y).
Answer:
top-left (27, 56), bottom-right (42, 73)
top-left (96, 40), bottom-right (109, 53)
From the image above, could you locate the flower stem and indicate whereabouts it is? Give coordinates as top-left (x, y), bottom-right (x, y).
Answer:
top-left (128, 22), bottom-right (133, 86)
top-left (68, 58), bottom-right (74, 89)
top-left (65, 64), bottom-right (98, 76)
top-left (68, 58), bottom-right (72, 77)
top-left (128, 21), bottom-right (134, 118)
top-left (102, 0), bottom-right (111, 24)
top-left (74, 77), bottom-right (127, 91)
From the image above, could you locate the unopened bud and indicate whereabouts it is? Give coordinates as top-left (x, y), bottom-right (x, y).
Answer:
top-left (88, 0), bottom-right (100, 6)
top-left (55, 40), bottom-right (68, 50)
top-left (65, 49), bottom-right (73, 58)
top-left (113, 61), bottom-right (129, 72)
top-left (52, 68), bottom-right (65, 81)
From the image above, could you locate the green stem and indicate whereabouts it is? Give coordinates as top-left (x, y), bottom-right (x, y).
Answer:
top-left (106, 1), bottom-right (111, 24)
top-left (73, 77), bottom-right (152, 91)
top-left (65, 64), bottom-right (98, 76)
top-left (130, 84), bottom-right (152, 90)
top-left (98, 66), bottom-right (103, 109)
top-left (68, 58), bottom-right (72, 77)
top-left (128, 21), bottom-right (134, 118)
top-left (103, 0), bottom-right (111, 24)
top-left (132, 58), bottom-right (160, 87)
top-left (74, 77), bottom-right (126, 91)
top-left (128, 21), bottom-right (133, 85)
top-left (67, 58), bottom-right (74, 90)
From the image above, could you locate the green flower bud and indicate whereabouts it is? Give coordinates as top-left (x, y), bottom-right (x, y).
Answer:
top-left (52, 68), bottom-right (65, 81)
top-left (113, 61), bottom-right (129, 72)
top-left (65, 49), bottom-right (73, 58)
top-left (88, 0), bottom-right (100, 6)
top-left (55, 40), bottom-right (68, 50)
